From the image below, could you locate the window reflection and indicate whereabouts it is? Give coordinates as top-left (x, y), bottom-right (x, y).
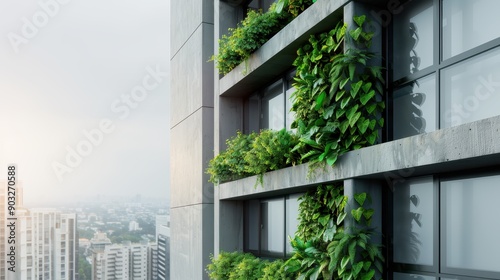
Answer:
top-left (393, 0), bottom-right (434, 81)
top-left (393, 176), bottom-right (434, 266)
top-left (393, 75), bottom-right (436, 139)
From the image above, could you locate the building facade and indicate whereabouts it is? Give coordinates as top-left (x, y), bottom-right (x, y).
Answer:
top-left (170, 0), bottom-right (500, 279)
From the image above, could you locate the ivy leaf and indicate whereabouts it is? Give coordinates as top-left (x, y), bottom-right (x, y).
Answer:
top-left (348, 241), bottom-right (357, 263)
top-left (336, 108), bottom-right (346, 119)
top-left (366, 131), bottom-right (377, 145)
top-left (337, 212), bottom-right (347, 225)
top-left (351, 207), bottom-right (364, 222)
top-left (349, 27), bottom-right (362, 41)
top-left (340, 77), bottom-right (349, 89)
top-left (318, 214), bottom-right (330, 226)
top-left (352, 262), bottom-right (364, 277)
top-left (357, 119), bottom-right (370, 134)
top-left (340, 121), bottom-right (349, 134)
top-left (363, 209), bottom-right (375, 225)
top-left (360, 90), bottom-right (375, 105)
top-left (354, 193), bottom-right (367, 206)
top-left (365, 103), bottom-right (377, 114)
top-left (349, 112), bottom-right (361, 128)
top-left (340, 97), bottom-right (351, 109)
top-left (335, 89), bottom-right (346, 102)
top-left (361, 82), bottom-right (372, 93)
top-left (341, 256), bottom-right (350, 270)
top-left (361, 269), bottom-right (375, 280)
top-left (353, 15), bottom-right (366, 27)
top-left (323, 106), bottom-right (335, 119)
top-left (350, 80), bottom-right (363, 98)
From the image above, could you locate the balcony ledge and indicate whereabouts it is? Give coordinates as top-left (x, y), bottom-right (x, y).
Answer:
top-left (219, 0), bottom-right (350, 98)
top-left (218, 115), bottom-right (500, 200)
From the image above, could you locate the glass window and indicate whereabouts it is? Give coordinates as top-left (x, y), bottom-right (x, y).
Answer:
top-left (262, 81), bottom-right (285, 131)
top-left (285, 87), bottom-right (296, 131)
top-left (442, 174), bottom-right (500, 274)
top-left (393, 75), bottom-right (436, 139)
top-left (244, 193), bottom-right (302, 257)
top-left (442, 0), bottom-right (500, 59)
top-left (285, 194), bottom-right (301, 254)
top-left (392, 0), bottom-right (434, 81)
top-left (391, 0), bottom-right (500, 140)
top-left (393, 176), bottom-right (434, 266)
top-left (440, 47), bottom-right (500, 128)
top-left (261, 198), bottom-right (285, 253)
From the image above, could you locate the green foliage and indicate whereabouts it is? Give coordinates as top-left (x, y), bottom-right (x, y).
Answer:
top-left (286, 187), bottom-right (384, 279)
top-left (244, 129), bottom-right (301, 177)
top-left (291, 15), bottom-right (385, 167)
top-left (207, 131), bottom-right (256, 184)
top-left (206, 251), bottom-right (295, 280)
top-left (207, 251), bottom-right (250, 279)
top-left (213, 4), bottom-right (293, 75)
top-left (276, 0), bottom-right (317, 18)
top-left (206, 129), bottom-right (301, 184)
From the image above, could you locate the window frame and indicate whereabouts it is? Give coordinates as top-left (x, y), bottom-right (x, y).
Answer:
top-left (388, 0), bottom-right (500, 141)
top-left (243, 193), bottom-right (302, 258)
top-left (388, 168), bottom-right (500, 280)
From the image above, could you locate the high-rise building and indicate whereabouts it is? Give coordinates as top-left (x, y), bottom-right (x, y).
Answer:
top-left (1, 182), bottom-right (76, 280)
top-left (155, 215), bottom-right (169, 280)
top-left (171, 0), bottom-right (500, 279)
top-left (90, 234), bottom-right (152, 280)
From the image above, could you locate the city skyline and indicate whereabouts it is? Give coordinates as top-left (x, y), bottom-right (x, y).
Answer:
top-left (0, 0), bottom-right (170, 206)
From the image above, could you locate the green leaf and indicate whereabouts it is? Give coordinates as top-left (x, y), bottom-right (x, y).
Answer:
top-left (350, 80), bottom-right (363, 98)
top-left (363, 208), bottom-right (374, 220)
top-left (326, 154), bottom-right (338, 166)
top-left (324, 225), bottom-right (337, 242)
top-left (361, 269), bottom-right (375, 280)
top-left (351, 207), bottom-right (364, 222)
top-left (354, 193), bottom-right (367, 206)
top-left (352, 262), bottom-right (364, 277)
top-left (357, 119), bottom-right (370, 134)
top-left (340, 78), bottom-right (349, 89)
top-left (349, 63), bottom-right (356, 80)
top-left (315, 91), bottom-right (327, 110)
top-left (337, 212), bottom-right (347, 225)
top-left (341, 256), bottom-right (350, 270)
top-left (335, 89), bottom-right (346, 101)
top-left (353, 15), bottom-right (366, 27)
top-left (336, 108), bottom-right (346, 119)
top-left (340, 97), bottom-right (351, 109)
top-left (349, 112), bottom-right (361, 128)
top-left (318, 214), bottom-right (330, 226)
top-left (349, 27), bottom-right (362, 41)
top-left (367, 131), bottom-right (378, 145)
top-left (365, 103), bottom-right (377, 114)
top-left (310, 267), bottom-right (320, 280)
top-left (340, 121), bottom-right (349, 134)
top-left (361, 82), bottom-right (372, 93)
top-left (360, 90), bottom-right (375, 105)
top-left (348, 241), bottom-right (357, 263)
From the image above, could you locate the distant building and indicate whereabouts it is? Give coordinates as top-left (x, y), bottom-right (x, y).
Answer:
top-left (128, 221), bottom-right (141, 232)
top-left (155, 215), bottom-right (169, 280)
top-left (1, 183), bottom-right (77, 280)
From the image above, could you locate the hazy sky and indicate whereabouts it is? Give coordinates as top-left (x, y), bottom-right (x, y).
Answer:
top-left (0, 0), bottom-right (170, 206)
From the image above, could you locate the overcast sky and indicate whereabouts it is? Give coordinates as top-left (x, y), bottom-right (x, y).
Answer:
top-left (0, 0), bottom-right (170, 207)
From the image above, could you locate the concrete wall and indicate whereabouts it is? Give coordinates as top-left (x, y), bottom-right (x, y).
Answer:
top-left (170, 0), bottom-right (214, 279)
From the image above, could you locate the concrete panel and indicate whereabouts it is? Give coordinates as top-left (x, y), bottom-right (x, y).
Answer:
top-left (171, 0), bottom-right (214, 57)
top-left (170, 108), bottom-right (214, 208)
top-left (218, 115), bottom-right (500, 200)
top-left (170, 204), bottom-right (214, 280)
top-left (171, 24), bottom-right (214, 127)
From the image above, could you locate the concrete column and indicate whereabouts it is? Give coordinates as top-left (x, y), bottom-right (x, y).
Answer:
top-left (170, 0), bottom-right (215, 279)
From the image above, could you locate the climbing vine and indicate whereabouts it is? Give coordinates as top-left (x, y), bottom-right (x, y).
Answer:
top-left (291, 15), bottom-right (385, 167)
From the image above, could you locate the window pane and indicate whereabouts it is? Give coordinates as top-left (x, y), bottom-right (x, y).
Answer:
top-left (393, 74), bottom-right (436, 139)
top-left (393, 176), bottom-right (434, 266)
top-left (261, 198), bottom-right (284, 253)
top-left (245, 200), bottom-right (260, 251)
top-left (285, 194), bottom-right (301, 254)
top-left (442, 0), bottom-right (500, 59)
top-left (262, 81), bottom-right (284, 130)
top-left (393, 272), bottom-right (435, 280)
top-left (440, 47), bottom-right (500, 128)
top-left (442, 174), bottom-right (500, 273)
top-left (393, 0), bottom-right (434, 81)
